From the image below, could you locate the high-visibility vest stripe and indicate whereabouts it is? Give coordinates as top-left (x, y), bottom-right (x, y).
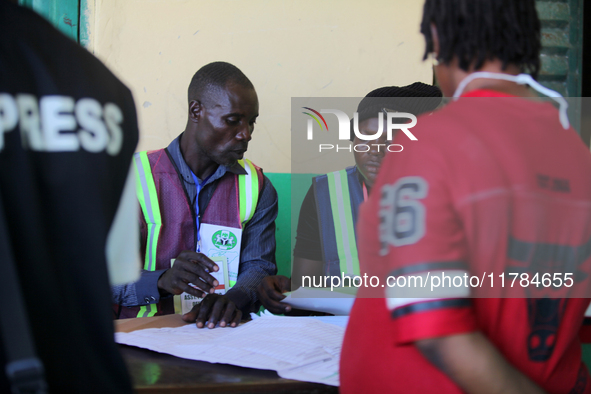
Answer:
top-left (147, 303), bottom-right (157, 317)
top-left (232, 158), bottom-right (259, 288)
top-left (134, 151), bottom-right (163, 318)
top-left (327, 170), bottom-right (360, 276)
top-left (137, 304), bottom-right (158, 318)
top-left (238, 162), bottom-right (248, 224)
top-left (134, 152), bottom-right (162, 273)
top-left (237, 158), bottom-right (259, 226)
top-left (246, 159), bottom-right (259, 222)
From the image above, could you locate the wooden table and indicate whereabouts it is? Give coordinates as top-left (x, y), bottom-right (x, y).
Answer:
top-left (116, 315), bottom-right (339, 394)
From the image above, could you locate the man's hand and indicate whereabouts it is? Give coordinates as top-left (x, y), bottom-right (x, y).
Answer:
top-left (182, 294), bottom-right (242, 328)
top-left (157, 250), bottom-right (219, 298)
top-left (257, 275), bottom-right (292, 314)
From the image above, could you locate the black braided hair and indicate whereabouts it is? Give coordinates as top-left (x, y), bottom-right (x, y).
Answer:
top-left (188, 61), bottom-right (254, 104)
top-left (420, 0), bottom-right (541, 78)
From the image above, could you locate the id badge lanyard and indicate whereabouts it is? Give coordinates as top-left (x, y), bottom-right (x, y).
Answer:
top-left (190, 171), bottom-right (209, 253)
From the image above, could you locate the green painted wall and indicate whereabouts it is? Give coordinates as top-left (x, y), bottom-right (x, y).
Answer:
top-left (536, 0), bottom-right (584, 97)
top-left (18, 0), bottom-right (79, 41)
top-left (265, 172), bottom-right (291, 277)
top-left (266, 173), bottom-right (318, 277)
top-left (79, 0), bottom-right (91, 48)
top-left (583, 345), bottom-right (591, 372)
top-left (536, 0), bottom-right (584, 132)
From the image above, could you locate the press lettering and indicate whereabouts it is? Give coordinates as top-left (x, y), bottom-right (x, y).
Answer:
top-left (0, 92), bottom-right (124, 154)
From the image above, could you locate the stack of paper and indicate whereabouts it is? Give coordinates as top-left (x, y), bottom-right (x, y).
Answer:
top-left (115, 314), bottom-right (346, 386)
top-left (282, 287), bottom-right (356, 315)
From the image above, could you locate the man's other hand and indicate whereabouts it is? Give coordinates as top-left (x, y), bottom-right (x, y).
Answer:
top-left (157, 250), bottom-right (219, 298)
top-left (257, 275), bottom-right (292, 314)
top-left (182, 294), bottom-right (242, 328)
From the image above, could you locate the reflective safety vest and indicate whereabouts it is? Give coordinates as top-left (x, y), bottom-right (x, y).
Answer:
top-left (313, 166), bottom-right (365, 277)
top-left (125, 148), bottom-right (263, 318)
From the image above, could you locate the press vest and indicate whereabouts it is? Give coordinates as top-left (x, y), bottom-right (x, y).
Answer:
top-left (124, 148), bottom-right (263, 318)
top-left (313, 166), bottom-right (364, 277)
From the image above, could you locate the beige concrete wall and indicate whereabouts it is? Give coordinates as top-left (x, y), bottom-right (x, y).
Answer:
top-left (86, 0), bottom-right (432, 173)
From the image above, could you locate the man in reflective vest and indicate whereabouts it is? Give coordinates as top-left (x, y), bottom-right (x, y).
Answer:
top-left (257, 83), bottom-right (442, 313)
top-left (113, 62), bottom-right (278, 328)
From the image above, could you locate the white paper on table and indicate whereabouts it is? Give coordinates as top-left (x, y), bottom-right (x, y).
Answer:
top-left (115, 315), bottom-right (343, 386)
top-left (311, 315), bottom-right (349, 328)
top-left (251, 310), bottom-right (349, 329)
top-left (281, 287), bottom-right (356, 316)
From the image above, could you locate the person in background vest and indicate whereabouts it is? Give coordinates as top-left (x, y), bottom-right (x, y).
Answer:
top-left (257, 83), bottom-right (442, 314)
top-left (112, 62), bottom-right (278, 328)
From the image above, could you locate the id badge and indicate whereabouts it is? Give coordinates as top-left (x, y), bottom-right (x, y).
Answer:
top-left (199, 223), bottom-right (242, 286)
top-left (173, 223), bottom-right (242, 315)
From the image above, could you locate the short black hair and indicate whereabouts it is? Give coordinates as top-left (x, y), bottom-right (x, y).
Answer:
top-left (187, 61), bottom-right (254, 104)
top-left (421, 0), bottom-right (541, 78)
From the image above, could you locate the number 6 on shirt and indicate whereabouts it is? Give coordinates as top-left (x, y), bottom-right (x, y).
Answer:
top-left (379, 176), bottom-right (428, 252)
